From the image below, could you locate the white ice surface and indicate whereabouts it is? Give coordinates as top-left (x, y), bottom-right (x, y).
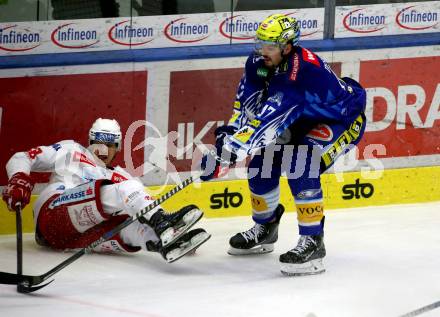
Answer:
top-left (1, 202), bottom-right (440, 317)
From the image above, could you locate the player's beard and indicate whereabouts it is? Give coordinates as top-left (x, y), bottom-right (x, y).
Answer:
top-left (263, 53), bottom-right (283, 69)
top-left (263, 58), bottom-right (274, 68)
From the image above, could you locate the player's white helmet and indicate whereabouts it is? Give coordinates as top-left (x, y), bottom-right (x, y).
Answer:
top-left (89, 118), bottom-right (122, 151)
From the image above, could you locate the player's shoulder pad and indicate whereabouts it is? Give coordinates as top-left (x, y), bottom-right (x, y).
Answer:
top-left (287, 46), bottom-right (322, 81)
top-left (49, 140), bottom-right (73, 150)
top-left (245, 52), bottom-right (270, 81)
top-left (52, 140), bottom-right (87, 152)
top-left (298, 46), bottom-right (322, 68)
top-left (113, 166), bottom-right (132, 180)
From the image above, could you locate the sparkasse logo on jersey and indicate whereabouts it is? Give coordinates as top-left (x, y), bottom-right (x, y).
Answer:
top-left (343, 8), bottom-right (386, 33)
top-left (51, 23), bottom-right (99, 49)
top-left (108, 20), bottom-right (154, 46)
top-left (50, 186), bottom-right (94, 208)
top-left (395, 5), bottom-right (439, 30)
top-left (164, 17), bottom-right (210, 43)
top-left (0, 24), bottom-right (41, 52)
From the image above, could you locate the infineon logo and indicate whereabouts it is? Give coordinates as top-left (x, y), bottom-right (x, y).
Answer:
top-left (108, 20), bottom-right (154, 46)
top-left (51, 23), bottom-right (99, 49)
top-left (0, 25), bottom-right (40, 52)
top-left (219, 15), bottom-right (259, 40)
top-left (396, 5), bottom-right (439, 30)
top-left (219, 14), bottom-right (318, 40)
top-left (285, 12), bottom-right (319, 37)
top-left (343, 8), bottom-right (386, 33)
top-left (164, 18), bottom-right (209, 43)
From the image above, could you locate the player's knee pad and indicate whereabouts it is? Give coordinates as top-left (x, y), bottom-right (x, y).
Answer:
top-left (116, 179), bottom-right (145, 199)
top-left (251, 186), bottom-right (280, 224)
top-left (248, 178), bottom-right (279, 196)
top-left (294, 188), bottom-right (324, 235)
top-left (115, 179), bottom-right (154, 215)
top-left (248, 146), bottom-right (282, 195)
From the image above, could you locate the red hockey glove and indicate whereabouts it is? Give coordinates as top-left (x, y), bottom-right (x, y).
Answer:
top-left (2, 172), bottom-right (34, 211)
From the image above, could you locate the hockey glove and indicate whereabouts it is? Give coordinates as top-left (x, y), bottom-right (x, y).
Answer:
top-left (2, 172), bottom-right (34, 212)
top-left (200, 126), bottom-right (238, 182)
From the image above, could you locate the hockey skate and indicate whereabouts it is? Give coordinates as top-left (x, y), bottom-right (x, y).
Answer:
top-left (147, 228), bottom-right (211, 263)
top-left (279, 234), bottom-right (326, 276)
top-left (140, 204), bottom-right (203, 247)
top-left (228, 204), bottom-right (284, 255)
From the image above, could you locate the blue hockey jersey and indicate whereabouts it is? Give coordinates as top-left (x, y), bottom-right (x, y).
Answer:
top-left (225, 46), bottom-right (366, 156)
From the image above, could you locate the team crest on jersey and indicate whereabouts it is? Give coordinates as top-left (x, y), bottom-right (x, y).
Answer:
top-left (75, 205), bottom-right (100, 227)
top-left (306, 124), bottom-right (333, 141)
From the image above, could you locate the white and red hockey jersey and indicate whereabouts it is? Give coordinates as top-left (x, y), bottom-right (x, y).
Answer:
top-left (6, 140), bottom-right (133, 223)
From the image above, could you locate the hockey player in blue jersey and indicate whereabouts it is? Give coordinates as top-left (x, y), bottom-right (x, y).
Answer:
top-left (200, 14), bottom-right (367, 276)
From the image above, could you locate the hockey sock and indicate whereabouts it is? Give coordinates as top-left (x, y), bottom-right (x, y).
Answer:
top-left (295, 196), bottom-right (324, 235)
top-left (251, 186), bottom-right (280, 224)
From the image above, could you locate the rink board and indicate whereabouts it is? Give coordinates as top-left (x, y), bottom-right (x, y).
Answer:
top-left (2, 46), bottom-right (440, 188)
top-left (1, 165), bottom-right (439, 234)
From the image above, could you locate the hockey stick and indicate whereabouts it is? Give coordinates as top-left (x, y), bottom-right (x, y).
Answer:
top-left (0, 175), bottom-right (198, 293)
top-left (15, 204), bottom-right (25, 293)
top-left (399, 300), bottom-right (440, 317)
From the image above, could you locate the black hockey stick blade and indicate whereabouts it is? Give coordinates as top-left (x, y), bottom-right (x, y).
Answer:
top-left (17, 280), bottom-right (55, 294)
top-left (18, 280), bottom-right (54, 293)
top-left (0, 271), bottom-right (54, 292)
top-left (0, 271), bottom-right (30, 285)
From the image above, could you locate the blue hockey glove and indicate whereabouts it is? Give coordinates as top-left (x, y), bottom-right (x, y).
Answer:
top-left (200, 126), bottom-right (237, 182)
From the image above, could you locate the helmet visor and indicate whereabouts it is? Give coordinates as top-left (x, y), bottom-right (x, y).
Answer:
top-left (254, 39), bottom-right (283, 55)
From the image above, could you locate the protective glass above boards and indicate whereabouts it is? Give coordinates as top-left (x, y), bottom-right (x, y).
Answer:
top-left (0, 0), bottom-right (437, 22)
top-left (335, 0), bottom-right (434, 4)
top-left (1, 0), bottom-right (322, 22)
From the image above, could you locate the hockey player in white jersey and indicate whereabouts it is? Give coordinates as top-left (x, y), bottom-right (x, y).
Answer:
top-left (2, 118), bottom-right (210, 263)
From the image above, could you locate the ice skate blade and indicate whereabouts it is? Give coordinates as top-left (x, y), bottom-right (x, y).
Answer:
top-left (160, 209), bottom-right (203, 247)
top-left (280, 258), bottom-right (325, 276)
top-left (228, 244), bottom-right (274, 256)
top-left (165, 231), bottom-right (211, 263)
